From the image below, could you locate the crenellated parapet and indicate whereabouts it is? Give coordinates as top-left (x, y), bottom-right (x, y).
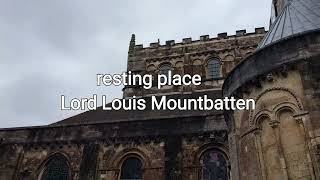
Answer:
top-left (129, 27), bottom-right (266, 52)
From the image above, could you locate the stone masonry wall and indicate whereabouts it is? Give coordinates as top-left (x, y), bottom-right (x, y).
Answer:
top-left (124, 28), bottom-right (266, 97)
top-left (0, 115), bottom-right (228, 180)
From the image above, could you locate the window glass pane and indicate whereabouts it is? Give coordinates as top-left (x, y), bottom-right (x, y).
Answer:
top-left (159, 64), bottom-right (171, 78)
top-left (208, 59), bottom-right (220, 78)
top-left (41, 155), bottom-right (70, 180)
top-left (201, 151), bottom-right (228, 180)
top-left (120, 157), bottom-right (143, 180)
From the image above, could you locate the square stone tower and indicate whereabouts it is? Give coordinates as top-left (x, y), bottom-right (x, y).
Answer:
top-left (124, 30), bottom-right (266, 98)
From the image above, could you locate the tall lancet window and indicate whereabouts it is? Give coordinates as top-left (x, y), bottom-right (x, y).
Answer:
top-left (40, 154), bottom-right (70, 180)
top-left (120, 157), bottom-right (143, 180)
top-left (207, 58), bottom-right (221, 79)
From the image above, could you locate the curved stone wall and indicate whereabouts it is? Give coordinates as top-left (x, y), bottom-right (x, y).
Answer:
top-left (223, 30), bottom-right (320, 97)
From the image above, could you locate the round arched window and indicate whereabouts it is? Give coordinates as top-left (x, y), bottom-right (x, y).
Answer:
top-left (120, 157), bottom-right (143, 180)
top-left (207, 58), bottom-right (221, 79)
top-left (159, 64), bottom-right (171, 78)
top-left (40, 154), bottom-right (70, 180)
top-left (201, 150), bottom-right (228, 180)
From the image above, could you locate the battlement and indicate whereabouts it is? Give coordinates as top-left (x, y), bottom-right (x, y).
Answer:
top-left (130, 27), bottom-right (266, 51)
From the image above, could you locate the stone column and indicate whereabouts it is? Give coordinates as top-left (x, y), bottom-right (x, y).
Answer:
top-left (253, 129), bottom-right (267, 180)
top-left (295, 114), bottom-right (316, 180)
top-left (270, 120), bottom-right (288, 180)
top-left (228, 131), bottom-right (240, 180)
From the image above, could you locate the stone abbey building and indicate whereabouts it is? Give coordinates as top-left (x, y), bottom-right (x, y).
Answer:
top-left (0, 0), bottom-right (319, 179)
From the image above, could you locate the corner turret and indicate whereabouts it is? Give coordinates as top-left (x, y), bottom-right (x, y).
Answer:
top-left (128, 34), bottom-right (135, 54)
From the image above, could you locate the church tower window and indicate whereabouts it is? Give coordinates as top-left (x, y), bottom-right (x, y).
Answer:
top-left (159, 63), bottom-right (171, 78)
top-left (207, 58), bottom-right (221, 79)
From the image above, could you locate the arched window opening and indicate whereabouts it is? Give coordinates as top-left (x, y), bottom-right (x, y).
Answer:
top-left (159, 64), bottom-right (171, 78)
top-left (207, 59), bottom-right (220, 79)
top-left (201, 150), bottom-right (228, 180)
top-left (120, 157), bottom-right (143, 180)
top-left (40, 154), bottom-right (70, 180)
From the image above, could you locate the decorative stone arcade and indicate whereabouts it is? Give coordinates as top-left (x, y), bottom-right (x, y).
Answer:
top-left (223, 0), bottom-right (320, 179)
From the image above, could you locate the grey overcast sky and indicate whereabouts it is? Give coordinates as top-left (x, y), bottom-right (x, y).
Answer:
top-left (0, 0), bottom-right (271, 128)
